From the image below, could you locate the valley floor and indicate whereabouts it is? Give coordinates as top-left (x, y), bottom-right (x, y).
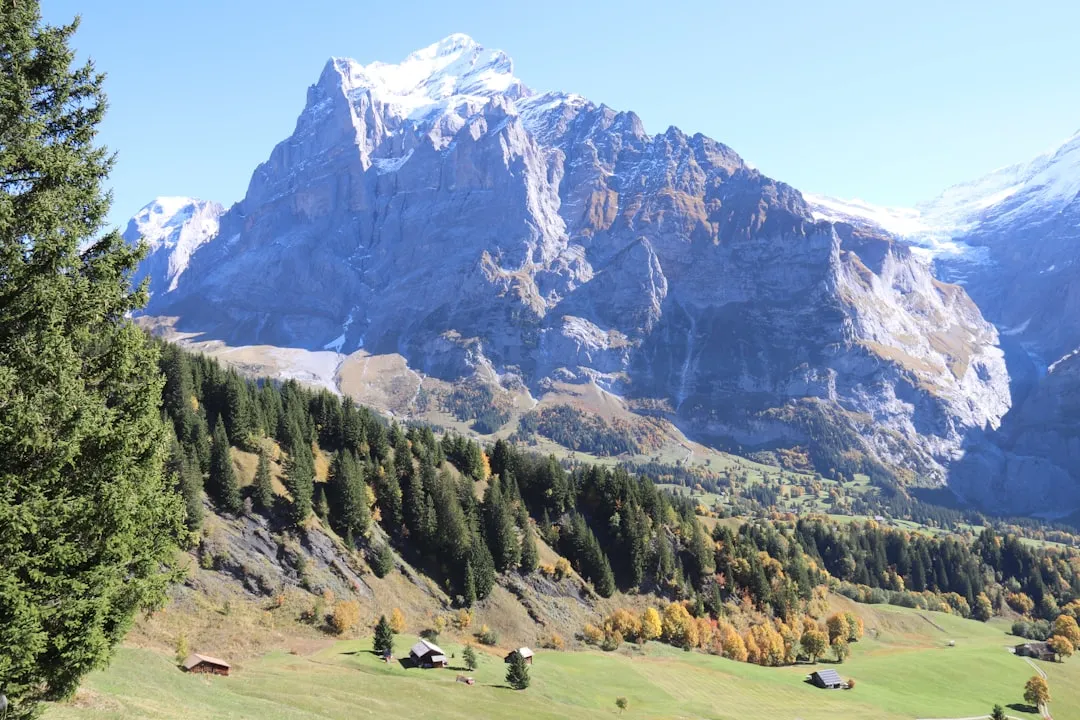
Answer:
top-left (45, 606), bottom-right (1079, 720)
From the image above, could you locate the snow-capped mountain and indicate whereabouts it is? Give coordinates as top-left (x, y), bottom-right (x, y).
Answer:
top-left (127, 34), bottom-right (1017, 500)
top-left (808, 130), bottom-right (1080, 265)
top-left (808, 129), bottom-right (1080, 512)
top-left (124, 197), bottom-right (225, 298)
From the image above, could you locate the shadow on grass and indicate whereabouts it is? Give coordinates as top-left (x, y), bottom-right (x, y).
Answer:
top-left (1006, 703), bottom-right (1039, 715)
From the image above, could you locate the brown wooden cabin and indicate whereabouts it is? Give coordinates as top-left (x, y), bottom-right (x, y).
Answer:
top-left (504, 647), bottom-right (534, 665)
top-left (182, 653), bottom-right (231, 676)
top-left (409, 639), bottom-right (449, 668)
top-left (1015, 641), bottom-right (1056, 662)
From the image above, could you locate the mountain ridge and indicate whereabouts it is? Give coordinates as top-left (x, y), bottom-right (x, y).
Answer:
top-left (127, 34), bottom-right (1021, 507)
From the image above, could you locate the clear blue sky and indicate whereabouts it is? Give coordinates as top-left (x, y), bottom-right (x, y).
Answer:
top-left (43, 0), bottom-right (1080, 228)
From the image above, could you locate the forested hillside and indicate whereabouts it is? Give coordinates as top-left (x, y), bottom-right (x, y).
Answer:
top-left (158, 341), bottom-right (1080, 631)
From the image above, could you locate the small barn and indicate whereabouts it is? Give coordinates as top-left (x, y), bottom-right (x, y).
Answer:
top-left (1015, 641), bottom-right (1056, 661)
top-left (809, 669), bottom-right (844, 689)
top-left (505, 647), bottom-right (534, 665)
top-left (182, 654), bottom-right (231, 676)
top-left (409, 639), bottom-right (449, 668)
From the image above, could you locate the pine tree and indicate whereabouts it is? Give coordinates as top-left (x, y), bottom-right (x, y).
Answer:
top-left (313, 484), bottom-right (329, 521)
top-left (470, 531), bottom-right (497, 600)
top-left (520, 521), bottom-right (540, 574)
top-left (191, 413), bottom-right (212, 473)
top-left (373, 615), bottom-right (395, 657)
top-left (166, 430), bottom-right (203, 532)
top-left (463, 560), bottom-right (478, 606)
top-left (0, 6), bottom-right (184, 715)
top-left (463, 644), bottom-right (478, 671)
top-left (252, 449), bottom-right (275, 513)
top-left (208, 419), bottom-right (242, 513)
top-left (505, 650), bottom-right (531, 690)
top-left (328, 451), bottom-right (371, 540)
top-left (483, 480), bottom-right (520, 572)
top-left (375, 465), bottom-right (403, 532)
top-left (372, 543), bottom-right (395, 578)
top-left (178, 446), bottom-right (205, 532)
top-left (284, 435), bottom-right (314, 526)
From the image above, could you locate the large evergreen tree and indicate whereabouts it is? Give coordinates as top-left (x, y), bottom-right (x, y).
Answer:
top-left (0, 5), bottom-right (183, 716)
top-left (373, 615), bottom-right (395, 657)
top-left (328, 450), bottom-right (370, 542)
top-left (284, 434), bottom-right (315, 526)
top-left (505, 650), bottom-right (530, 690)
top-left (252, 449), bottom-right (274, 513)
top-left (208, 419), bottom-right (242, 514)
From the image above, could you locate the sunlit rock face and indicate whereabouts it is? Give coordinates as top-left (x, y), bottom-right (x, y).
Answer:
top-left (130, 35), bottom-right (1013, 495)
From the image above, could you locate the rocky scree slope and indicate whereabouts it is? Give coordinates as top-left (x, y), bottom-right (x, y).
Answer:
top-left (130, 34), bottom-right (1009, 490)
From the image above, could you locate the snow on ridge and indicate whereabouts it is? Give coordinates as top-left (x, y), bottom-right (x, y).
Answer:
top-left (126, 197), bottom-right (225, 293)
top-left (807, 128), bottom-right (1080, 264)
top-left (330, 34), bottom-right (524, 120)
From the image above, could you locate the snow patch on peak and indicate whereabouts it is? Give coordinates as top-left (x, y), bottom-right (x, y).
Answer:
top-left (807, 128), bottom-right (1080, 265)
top-left (328, 34), bottom-right (524, 120)
top-left (125, 197), bottom-right (224, 294)
top-left (804, 193), bottom-right (985, 263)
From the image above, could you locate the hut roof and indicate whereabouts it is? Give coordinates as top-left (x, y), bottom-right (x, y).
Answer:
top-left (182, 653), bottom-right (231, 670)
top-left (516, 647), bottom-right (534, 658)
top-left (811, 669), bottom-right (842, 685)
top-left (410, 639), bottom-right (445, 657)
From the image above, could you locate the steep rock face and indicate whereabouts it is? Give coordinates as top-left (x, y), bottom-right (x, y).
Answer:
top-left (809, 130), bottom-right (1080, 509)
top-left (130, 35), bottom-right (1010, 487)
top-left (124, 197), bottom-right (225, 299)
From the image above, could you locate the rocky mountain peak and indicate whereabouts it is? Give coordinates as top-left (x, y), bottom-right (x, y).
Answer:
top-left (124, 197), bottom-right (224, 297)
top-left (131, 37), bottom-right (1020, 504)
top-left (323, 34), bottom-right (526, 123)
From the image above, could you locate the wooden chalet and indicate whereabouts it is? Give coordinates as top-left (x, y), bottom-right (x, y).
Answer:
top-left (1015, 641), bottom-right (1056, 661)
top-left (409, 639), bottom-right (449, 668)
top-left (182, 653), bottom-right (231, 676)
top-left (504, 647), bottom-right (534, 665)
top-left (809, 669), bottom-right (843, 689)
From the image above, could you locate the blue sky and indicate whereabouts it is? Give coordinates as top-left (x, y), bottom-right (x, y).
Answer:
top-left (44, 0), bottom-right (1080, 228)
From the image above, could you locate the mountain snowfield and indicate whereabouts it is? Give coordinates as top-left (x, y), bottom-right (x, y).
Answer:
top-left (124, 197), bottom-right (225, 297)
top-left (125, 34), bottom-right (1080, 513)
top-left (807, 128), bottom-right (1080, 262)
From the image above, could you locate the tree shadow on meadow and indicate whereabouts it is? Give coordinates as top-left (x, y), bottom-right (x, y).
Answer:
top-left (1006, 703), bottom-right (1039, 715)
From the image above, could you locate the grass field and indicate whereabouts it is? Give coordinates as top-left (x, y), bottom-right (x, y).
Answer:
top-left (45, 605), bottom-right (1079, 720)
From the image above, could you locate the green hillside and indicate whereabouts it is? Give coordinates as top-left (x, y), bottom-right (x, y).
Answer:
top-left (45, 607), bottom-right (1079, 720)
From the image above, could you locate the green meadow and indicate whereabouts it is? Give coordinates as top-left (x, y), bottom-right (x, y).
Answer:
top-left (45, 605), bottom-right (1079, 720)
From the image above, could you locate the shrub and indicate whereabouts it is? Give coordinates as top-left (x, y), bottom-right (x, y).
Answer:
top-left (636, 607), bottom-right (661, 642)
top-left (453, 608), bottom-right (473, 630)
top-left (539, 632), bottom-right (566, 650)
top-left (475, 624), bottom-right (498, 646)
top-left (174, 633), bottom-right (189, 665)
top-left (329, 600), bottom-right (361, 634)
top-left (554, 557), bottom-right (572, 580)
top-left (600, 630), bottom-right (623, 652)
top-left (390, 607), bottom-right (406, 634)
top-left (582, 623), bottom-right (604, 645)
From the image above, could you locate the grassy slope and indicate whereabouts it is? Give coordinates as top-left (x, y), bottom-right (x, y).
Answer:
top-left (46, 606), bottom-right (1080, 720)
